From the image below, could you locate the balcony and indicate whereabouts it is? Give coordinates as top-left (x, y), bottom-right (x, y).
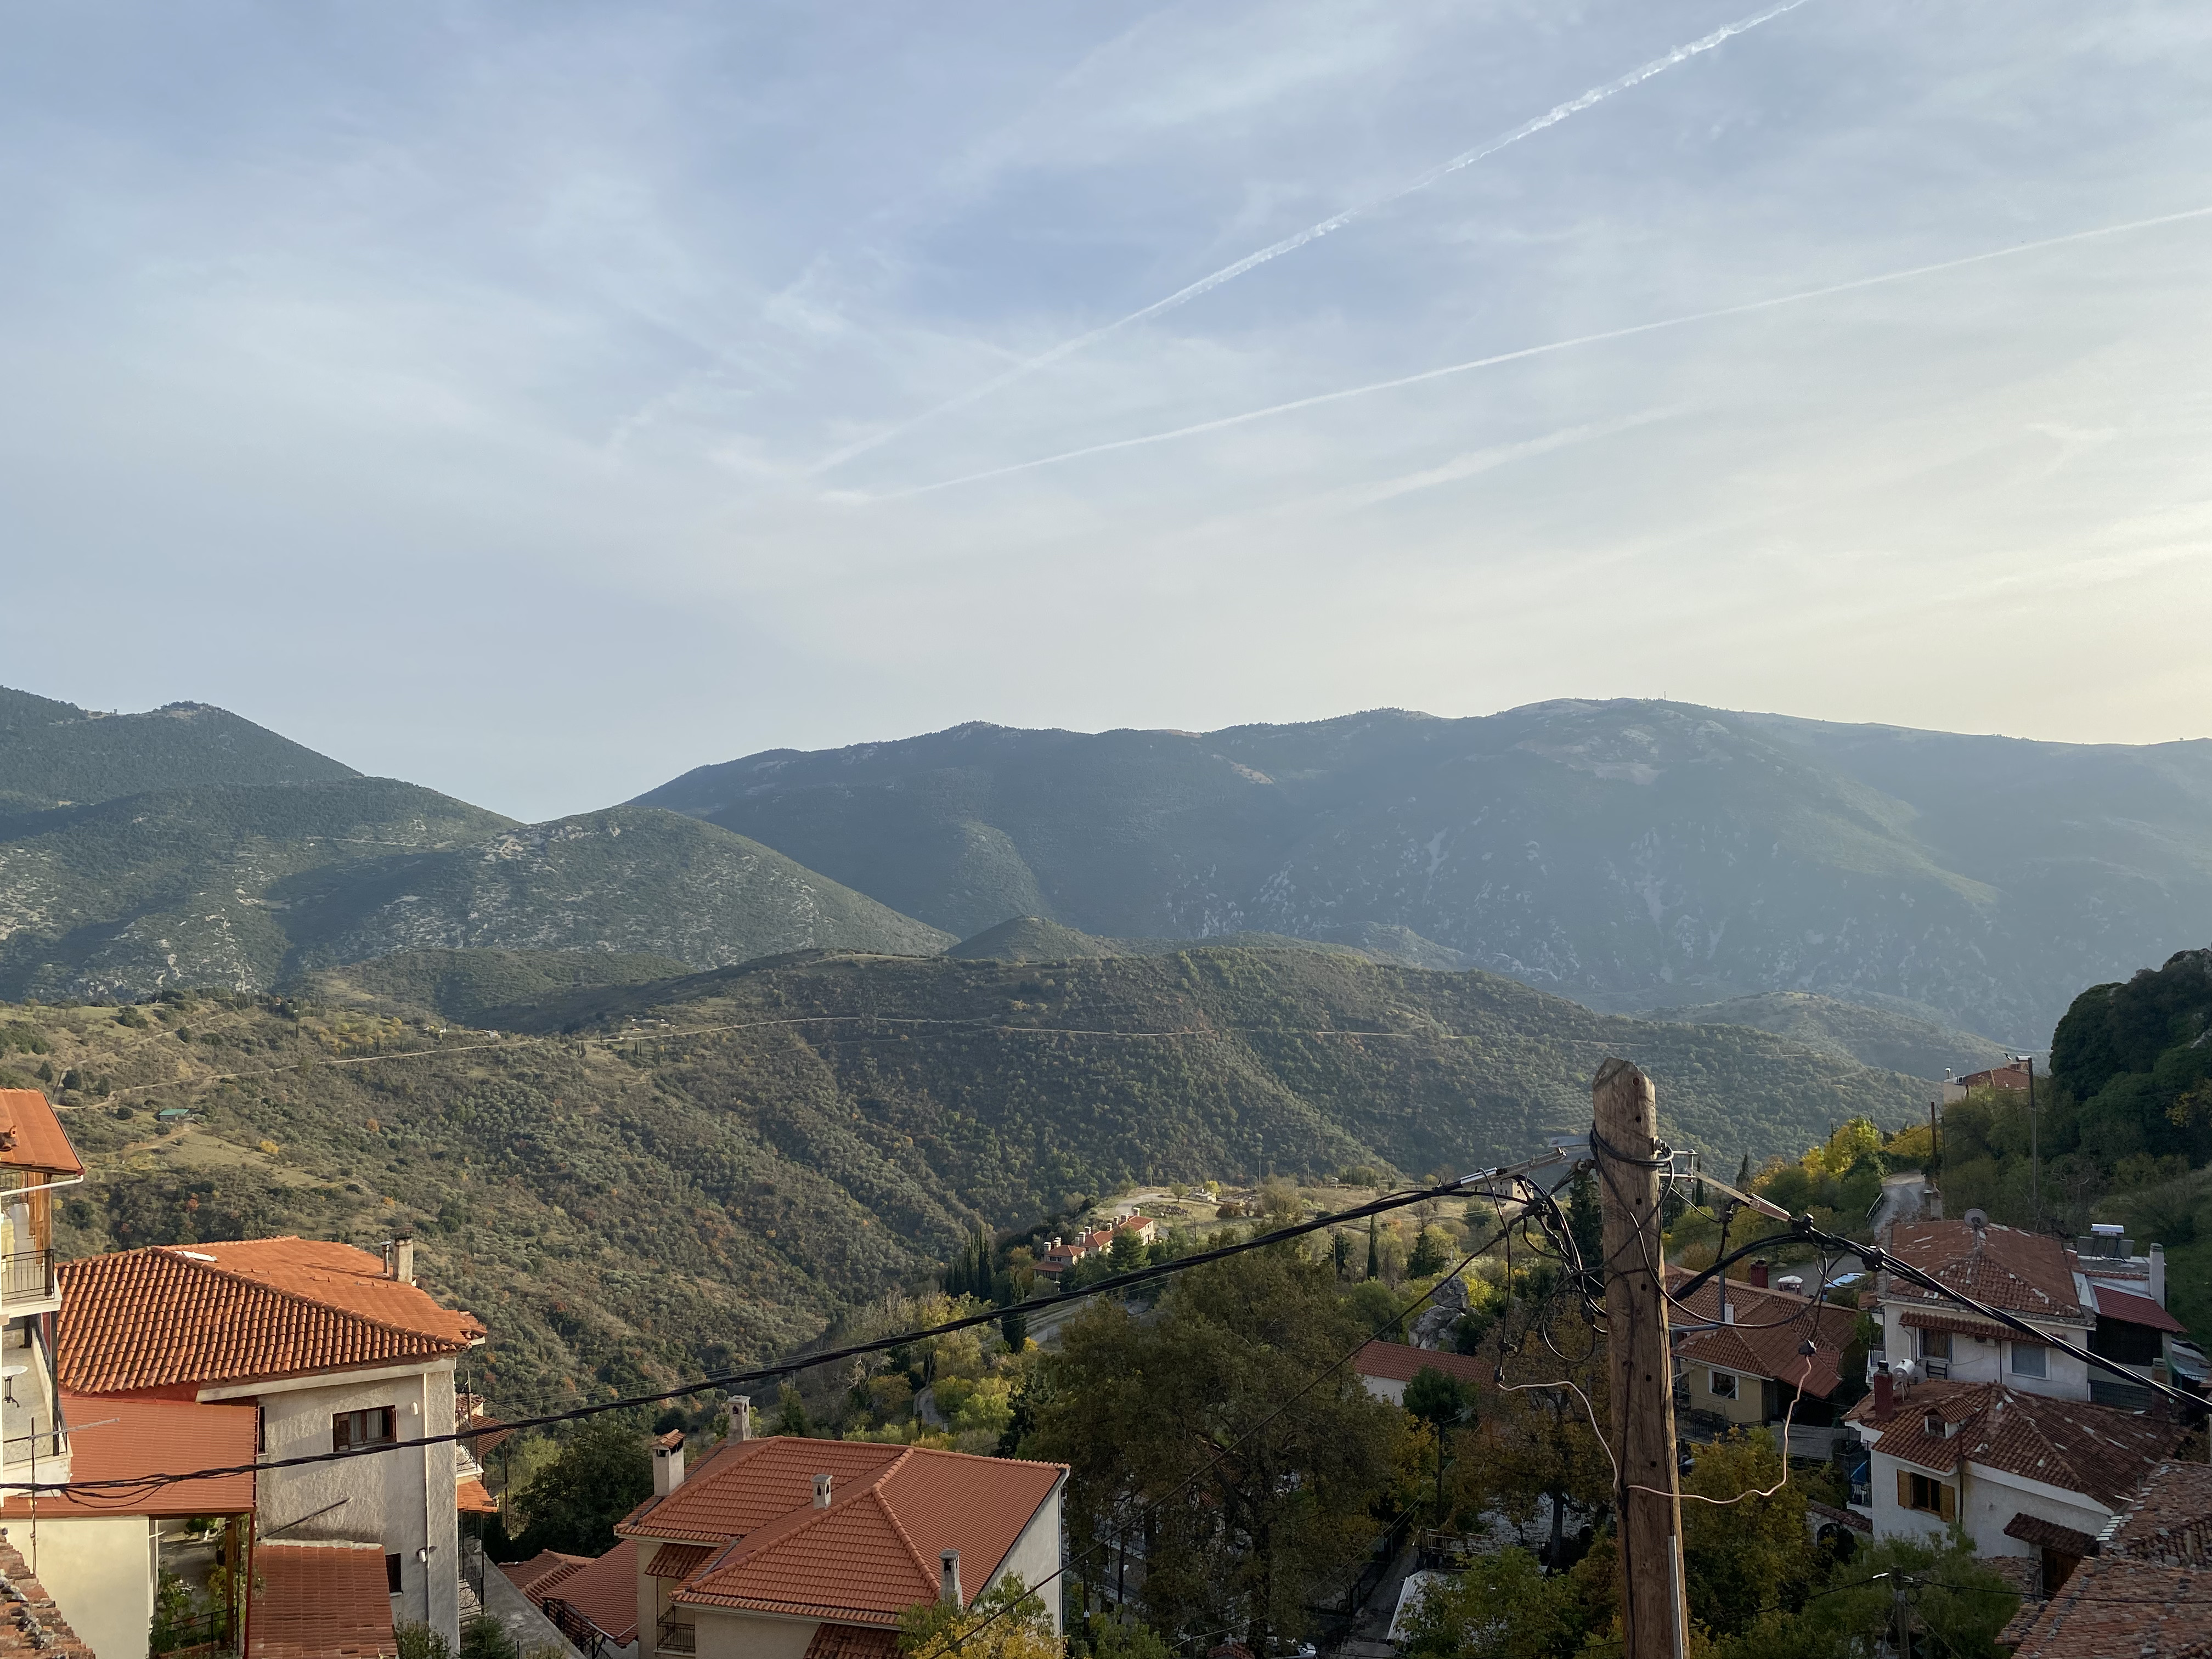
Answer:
top-left (0, 1250), bottom-right (56, 1311)
top-left (656, 1610), bottom-right (698, 1655)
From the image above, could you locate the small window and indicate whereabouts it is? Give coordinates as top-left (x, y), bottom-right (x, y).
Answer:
top-left (386, 1554), bottom-right (403, 1594)
top-left (335, 1407), bottom-right (397, 1451)
top-left (1920, 1330), bottom-right (1951, 1362)
top-left (1708, 1369), bottom-right (1737, 1400)
top-left (2011, 1341), bottom-right (2049, 1379)
top-left (1898, 1470), bottom-right (1954, 1519)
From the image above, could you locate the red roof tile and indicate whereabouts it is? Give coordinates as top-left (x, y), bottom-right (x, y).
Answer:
top-left (0, 1090), bottom-right (82, 1178)
top-left (1886, 1221), bottom-right (2085, 1322)
top-left (1666, 1271), bottom-right (1858, 1399)
top-left (0, 1538), bottom-right (97, 1658)
top-left (457, 1476), bottom-right (498, 1516)
top-left (2092, 1284), bottom-right (2186, 1334)
top-left (59, 1242), bottom-right (479, 1393)
top-left (805, 1626), bottom-right (901, 1659)
top-left (532, 1539), bottom-right (637, 1645)
top-left (500, 1552), bottom-right (586, 1601)
top-left (1847, 1380), bottom-right (2184, 1509)
top-left (250, 1544), bottom-right (397, 1659)
top-left (1351, 1341), bottom-right (1490, 1386)
top-left (0, 1392), bottom-right (256, 1520)
top-left (2107, 1460), bottom-right (2212, 1565)
top-left (2010, 1556), bottom-right (2212, 1658)
top-left (619, 1438), bottom-right (1064, 1627)
top-left (645, 1543), bottom-right (714, 1580)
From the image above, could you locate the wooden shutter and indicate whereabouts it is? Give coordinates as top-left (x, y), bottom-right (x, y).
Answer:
top-left (1898, 1469), bottom-right (1912, 1508)
top-left (1939, 1483), bottom-right (1956, 1522)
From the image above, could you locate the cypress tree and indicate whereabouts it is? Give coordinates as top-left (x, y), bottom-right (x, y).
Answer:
top-left (1366, 1217), bottom-right (1381, 1280)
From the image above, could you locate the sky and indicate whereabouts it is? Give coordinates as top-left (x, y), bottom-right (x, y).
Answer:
top-left (4, 0), bottom-right (2210, 821)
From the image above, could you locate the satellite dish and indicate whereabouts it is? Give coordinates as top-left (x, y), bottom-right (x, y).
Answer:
top-left (1964, 1207), bottom-right (1988, 1231)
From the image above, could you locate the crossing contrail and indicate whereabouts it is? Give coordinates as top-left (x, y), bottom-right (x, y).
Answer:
top-left (865, 203), bottom-right (2212, 500)
top-left (811, 0), bottom-right (1819, 475)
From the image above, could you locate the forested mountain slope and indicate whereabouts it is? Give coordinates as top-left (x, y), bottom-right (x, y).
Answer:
top-left (638, 700), bottom-right (2212, 1041)
top-left (10, 946), bottom-right (1927, 1408)
top-left (0, 691), bottom-right (952, 999)
top-left (0, 684), bottom-right (356, 810)
top-left (1640, 991), bottom-right (2010, 1082)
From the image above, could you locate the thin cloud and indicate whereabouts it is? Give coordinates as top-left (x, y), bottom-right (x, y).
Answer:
top-left (810, 0), bottom-right (1821, 475)
top-left (868, 203), bottom-right (2212, 500)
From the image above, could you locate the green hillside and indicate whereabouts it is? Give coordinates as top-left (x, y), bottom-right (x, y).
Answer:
top-left (10, 945), bottom-right (1927, 1413)
top-left (292, 947), bottom-right (696, 1026)
top-left (637, 700), bottom-right (2212, 1041)
top-left (1641, 991), bottom-right (2010, 1082)
top-left (945, 915), bottom-right (1462, 969)
top-left (0, 685), bottom-right (356, 811)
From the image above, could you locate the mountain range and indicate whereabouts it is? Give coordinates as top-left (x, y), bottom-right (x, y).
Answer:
top-left (638, 701), bottom-right (2212, 1043)
top-left (9, 682), bottom-right (2210, 1057)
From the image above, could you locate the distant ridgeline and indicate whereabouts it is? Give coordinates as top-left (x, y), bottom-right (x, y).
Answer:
top-left (636, 700), bottom-right (2212, 1041)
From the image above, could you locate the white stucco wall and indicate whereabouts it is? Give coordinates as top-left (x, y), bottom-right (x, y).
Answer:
top-left (208, 1359), bottom-right (459, 1647)
top-left (1865, 1447), bottom-right (2113, 1560)
top-left (1866, 1449), bottom-right (1956, 1547)
top-left (1358, 1374), bottom-right (1406, 1406)
top-left (695, 1607), bottom-right (820, 1659)
top-left (17, 1513), bottom-right (154, 1659)
top-left (989, 1479), bottom-right (1066, 1635)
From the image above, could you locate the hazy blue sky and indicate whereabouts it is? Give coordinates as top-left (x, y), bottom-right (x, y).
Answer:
top-left (6, 1), bottom-right (2209, 819)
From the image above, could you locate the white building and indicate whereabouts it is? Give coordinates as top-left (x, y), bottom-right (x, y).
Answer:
top-left (58, 1231), bottom-right (486, 1652)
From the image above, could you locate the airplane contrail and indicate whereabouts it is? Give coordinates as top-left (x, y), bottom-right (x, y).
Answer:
top-left (866, 203), bottom-right (2212, 500)
top-left (810, 0), bottom-right (1819, 475)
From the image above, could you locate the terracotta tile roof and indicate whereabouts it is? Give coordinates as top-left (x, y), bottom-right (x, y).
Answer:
top-left (1895, 1309), bottom-right (2012, 1340)
top-left (250, 1543), bottom-right (397, 1658)
top-left (1665, 1271), bottom-right (1859, 1400)
top-left (0, 1392), bottom-right (256, 1520)
top-left (1352, 1341), bottom-right (1491, 1386)
top-left (2005, 1511), bottom-right (2100, 1556)
top-left (0, 1538), bottom-right (96, 1658)
top-left (1847, 1380), bottom-right (2185, 1508)
top-left (1885, 1221), bottom-right (2085, 1323)
top-left (805, 1626), bottom-right (901, 1659)
top-left (2106, 1460), bottom-right (2212, 1565)
top-left (0, 1090), bottom-right (82, 1178)
top-left (2010, 1556), bottom-right (2212, 1658)
top-left (619, 1438), bottom-right (1064, 1627)
top-left (457, 1476), bottom-right (498, 1516)
top-left (645, 1543), bottom-right (715, 1580)
top-left (58, 1240), bottom-right (480, 1393)
top-left (1805, 1499), bottom-right (1870, 1534)
top-left (531, 1539), bottom-right (637, 1645)
top-left (500, 1551), bottom-right (587, 1601)
top-left (2092, 1284), bottom-right (2187, 1334)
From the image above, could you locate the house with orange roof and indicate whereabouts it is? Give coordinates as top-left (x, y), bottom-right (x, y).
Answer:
top-left (614, 1428), bottom-right (1064, 1657)
top-left (0, 1090), bottom-right (86, 1489)
top-left (1846, 1372), bottom-right (2185, 1571)
top-left (57, 1228), bottom-right (486, 1652)
top-left (1664, 1265), bottom-right (1861, 1456)
top-left (505, 1539), bottom-right (641, 1657)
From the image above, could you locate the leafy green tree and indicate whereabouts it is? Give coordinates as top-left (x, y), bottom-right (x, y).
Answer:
top-left (1000, 1308), bottom-right (1029, 1352)
top-left (510, 1417), bottom-right (654, 1556)
top-left (1714, 1533), bottom-right (2019, 1659)
top-left (1032, 1246), bottom-right (1405, 1654)
top-left (1679, 1429), bottom-right (1812, 1638)
top-left (1079, 1612), bottom-right (1173, 1659)
top-left (1331, 1229), bottom-right (1355, 1279)
top-left (1366, 1217), bottom-right (1381, 1280)
top-left (772, 1382), bottom-right (813, 1437)
top-left (1406, 1227), bottom-right (1451, 1279)
top-left (899, 1576), bottom-right (1058, 1659)
top-left (1109, 1228), bottom-right (1146, 1272)
top-left (1566, 1166), bottom-right (1604, 1296)
top-left (1402, 1367), bottom-right (1475, 1523)
top-left (1399, 1545), bottom-right (1587, 1659)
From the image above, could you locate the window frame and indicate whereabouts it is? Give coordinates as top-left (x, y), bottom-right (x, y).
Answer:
top-left (1708, 1368), bottom-right (1738, 1401)
top-left (334, 1406), bottom-right (398, 1452)
top-left (1898, 1470), bottom-right (1955, 1520)
top-left (2010, 1340), bottom-right (2049, 1379)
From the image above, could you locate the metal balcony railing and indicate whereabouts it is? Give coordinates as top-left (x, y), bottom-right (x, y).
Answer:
top-left (656, 1610), bottom-right (699, 1655)
top-left (1, 1250), bottom-right (55, 1303)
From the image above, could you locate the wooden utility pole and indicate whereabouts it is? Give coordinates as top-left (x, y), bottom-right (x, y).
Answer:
top-left (1593, 1058), bottom-right (1689, 1659)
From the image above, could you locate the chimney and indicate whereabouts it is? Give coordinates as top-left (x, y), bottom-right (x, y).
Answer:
top-left (1722, 1299), bottom-right (1735, 1324)
top-left (813, 1473), bottom-right (833, 1509)
top-left (1871, 1368), bottom-right (1895, 1421)
top-left (1922, 1186), bottom-right (1943, 1221)
top-left (2149, 1243), bottom-right (2166, 1307)
top-left (1747, 1260), bottom-right (1769, 1290)
top-left (940, 1549), bottom-right (963, 1607)
top-left (387, 1229), bottom-right (415, 1284)
top-left (653, 1430), bottom-right (686, 1497)
top-left (729, 1395), bottom-right (753, 1441)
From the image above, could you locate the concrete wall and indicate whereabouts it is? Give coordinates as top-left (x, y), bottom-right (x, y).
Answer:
top-left (223, 1359), bottom-right (459, 1648)
top-left (988, 1480), bottom-right (1065, 1635)
top-left (1957, 1466), bottom-right (2110, 1559)
top-left (1866, 1450), bottom-right (1955, 1547)
top-left (16, 1514), bottom-right (153, 1659)
top-left (1358, 1374), bottom-right (1406, 1407)
top-left (695, 1607), bottom-right (820, 1659)
top-left (1691, 1364), bottom-right (1768, 1427)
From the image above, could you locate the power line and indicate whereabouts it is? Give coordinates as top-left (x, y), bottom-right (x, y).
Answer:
top-left (12, 1154), bottom-right (1572, 1499)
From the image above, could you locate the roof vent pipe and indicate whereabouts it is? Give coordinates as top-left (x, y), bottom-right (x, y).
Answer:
top-left (940, 1549), bottom-right (962, 1607)
top-left (814, 1473), bottom-right (833, 1509)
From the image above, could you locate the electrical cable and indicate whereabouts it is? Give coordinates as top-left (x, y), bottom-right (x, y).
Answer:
top-left (7, 1160), bottom-right (1571, 1498)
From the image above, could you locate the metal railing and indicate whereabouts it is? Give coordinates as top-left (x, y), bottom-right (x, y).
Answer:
top-left (656, 1610), bottom-right (699, 1655)
top-left (0, 1250), bottom-right (54, 1303)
